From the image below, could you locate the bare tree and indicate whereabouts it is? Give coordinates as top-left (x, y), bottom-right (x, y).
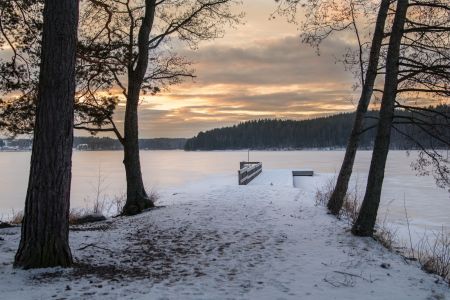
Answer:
top-left (76, 0), bottom-right (241, 215)
top-left (327, 0), bottom-right (391, 215)
top-left (14, 0), bottom-right (79, 268)
top-left (352, 0), bottom-right (450, 236)
top-left (351, 0), bottom-right (409, 237)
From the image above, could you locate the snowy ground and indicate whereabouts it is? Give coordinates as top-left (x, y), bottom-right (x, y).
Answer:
top-left (0, 169), bottom-right (449, 299)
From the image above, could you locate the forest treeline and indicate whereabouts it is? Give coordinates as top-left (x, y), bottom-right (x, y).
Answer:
top-left (74, 137), bottom-right (186, 150)
top-left (0, 137), bottom-right (187, 150)
top-left (185, 106), bottom-right (449, 151)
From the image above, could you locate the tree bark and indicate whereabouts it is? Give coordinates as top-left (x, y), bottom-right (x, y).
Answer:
top-left (352, 0), bottom-right (409, 237)
top-left (14, 0), bottom-right (79, 268)
top-left (327, 0), bottom-right (390, 215)
top-left (122, 0), bottom-right (156, 216)
top-left (122, 86), bottom-right (154, 215)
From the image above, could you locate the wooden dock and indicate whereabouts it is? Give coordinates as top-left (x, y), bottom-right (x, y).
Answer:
top-left (238, 162), bottom-right (262, 185)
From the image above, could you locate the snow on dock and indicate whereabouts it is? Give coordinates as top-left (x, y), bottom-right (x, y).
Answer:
top-left (0, 169), bottom-right (448, 299)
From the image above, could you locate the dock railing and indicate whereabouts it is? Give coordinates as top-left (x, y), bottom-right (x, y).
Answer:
top-left (238, 161), bottom-right (262, 185)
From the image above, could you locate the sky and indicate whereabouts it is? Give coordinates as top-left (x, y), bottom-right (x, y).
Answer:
top-left (1, 0), bottom-right (447, 140)
top-left (106, 0), bottom-right (361, 139)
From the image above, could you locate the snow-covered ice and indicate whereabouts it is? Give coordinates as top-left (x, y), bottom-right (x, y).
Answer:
top-left (0, 169), bottom-right (448, 299)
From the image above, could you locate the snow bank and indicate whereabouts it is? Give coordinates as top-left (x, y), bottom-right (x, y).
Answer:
top-left (0, 169), bottom-right (448, 299)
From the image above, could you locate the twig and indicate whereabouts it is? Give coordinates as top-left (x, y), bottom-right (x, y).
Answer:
top-left (403, 193), bottom-right (415, 258)
top-left (333, 270), bottom-right (373, 283)
top-left (78, 243), bottom-right (114, 253)
top-left (323, 277), bottom-right (342, 287)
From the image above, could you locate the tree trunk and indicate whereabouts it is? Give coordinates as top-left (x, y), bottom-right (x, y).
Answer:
top-left (122, 0), bottom-right (156, 216)
top-left (327, 0), bottom-right (390, 215)
top-left (122, 86), bottom-right (153, 215)
top-left (352, 0), bottom-right (409, 237)
top-left (14, 0), bottom-right (79, 268)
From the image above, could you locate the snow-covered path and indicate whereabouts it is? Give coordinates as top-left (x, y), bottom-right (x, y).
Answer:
top-left (0, 170), bottom-right (448, 299)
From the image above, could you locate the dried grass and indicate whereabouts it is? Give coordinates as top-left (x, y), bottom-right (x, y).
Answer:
top-left (410, 229), bottom-right (450, 283)
top-left (69, 209), bottom-right (84, 225)
top-left (314, 177), bottom-right (335, 207)
top-left (374, 224), bottom-right (398, 251)
top-left (314, 176), bottom-right (361, 226)
top-left (9, 209), bottom-right (23, 225)
top-left (147, 188), bottom-right (160, 205)
top-left (111, 193), bottom-right (126, 216)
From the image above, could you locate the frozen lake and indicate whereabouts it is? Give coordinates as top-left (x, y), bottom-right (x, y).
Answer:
top-left (0, 150), bottom-right (448, 240)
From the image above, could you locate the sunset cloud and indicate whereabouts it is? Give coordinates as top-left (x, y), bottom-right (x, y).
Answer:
top-left (116, 33), bottom-right (360, 138)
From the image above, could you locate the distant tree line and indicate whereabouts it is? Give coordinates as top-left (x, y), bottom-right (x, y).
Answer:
top-left (185, 106), bottom-right (449, 151)
top-left (74, 137), bottom-right (186, 150)
top-left (139, 138), bottom-right (187, 150)
top-left (0, 137), bottom-right (187, 151)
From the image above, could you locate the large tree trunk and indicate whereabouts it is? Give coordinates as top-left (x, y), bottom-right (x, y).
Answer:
top-left (327, 0), bottom-right (390, 215)
top-left (352, 0), bottom-right (409, 237)
top-left (122, 0), bottom-right (156, 216)
top-left (14, 0), bottom-right (79, 268)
